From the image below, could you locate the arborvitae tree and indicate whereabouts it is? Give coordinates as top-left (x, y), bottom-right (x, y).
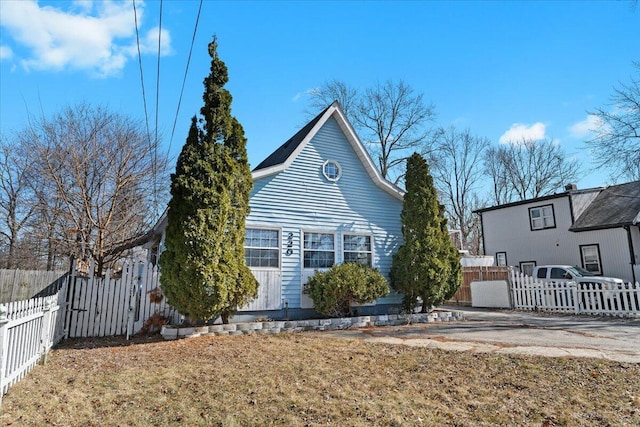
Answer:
top-left (159, 37), bottom-right (257, 324)
top-left (390, 153), bottom-right (461, 312)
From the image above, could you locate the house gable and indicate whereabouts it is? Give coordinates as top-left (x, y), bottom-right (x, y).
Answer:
top-left (252, 101), bottom-right (403, 200)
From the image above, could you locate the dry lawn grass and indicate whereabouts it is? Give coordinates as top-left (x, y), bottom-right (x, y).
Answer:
top-left (1, 331), bottom-right (639, 426)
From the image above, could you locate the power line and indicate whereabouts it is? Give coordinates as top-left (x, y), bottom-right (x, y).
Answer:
top-left (132, 0), bottom-right (152, 148)
top-left (168, 0), bottom-right (204, 157)
top-left (152, 0), bottom-right (164, 212)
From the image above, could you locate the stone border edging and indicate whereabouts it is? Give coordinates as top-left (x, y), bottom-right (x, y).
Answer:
top-left (160, 311), bottom-right (464, 340)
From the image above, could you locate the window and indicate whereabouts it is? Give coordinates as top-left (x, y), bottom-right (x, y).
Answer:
top-left (303, 232), bottom-right (335, 268)
top-left (496, 252), bottom-right (507, 266)
top-left (580, 244), bottom-right (602, 275)
top-left (322, 160), bottom-right (341, 182)
top-left (343, 234), bottom-right (373, 267)
top-left (519, 261), bottom-right (536, 277)
top-left (536, 267), bottom-right (547, 279)
top-left (529, 204), bottom-right (555, 230)
top-left (550, 268), bottom-right (568, 279)
top-left (244, 228), bottom-right (279, 268)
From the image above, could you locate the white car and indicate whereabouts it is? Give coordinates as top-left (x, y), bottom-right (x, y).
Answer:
top-left (531, 265), bottom-right (625, 289)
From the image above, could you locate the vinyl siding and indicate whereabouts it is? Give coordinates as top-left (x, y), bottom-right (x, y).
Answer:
top-left (482, 196), bottom-right (636, 282)
top-left (248, 117), bottom-right (403, 308)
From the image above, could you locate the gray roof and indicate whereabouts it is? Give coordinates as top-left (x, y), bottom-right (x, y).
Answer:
top-left (570, 180), bottom-right (640, 231)
top-left (252, 104), bottom-right (332, 172)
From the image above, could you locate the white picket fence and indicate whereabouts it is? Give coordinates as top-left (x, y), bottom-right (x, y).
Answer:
top-left (65, 261), bottom-right (178, 339)
top-left (0, 261), bottom-right (181, 403)
top-left (510, 271), bottom-right (640, 315)
top-left (0, 282), bottom-right (67, 402)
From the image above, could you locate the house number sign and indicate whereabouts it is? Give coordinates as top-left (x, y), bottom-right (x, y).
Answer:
top-left (285, 232), bottom-right (294, 256)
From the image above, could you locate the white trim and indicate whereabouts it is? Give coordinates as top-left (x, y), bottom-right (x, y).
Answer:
top-left (322, 159), bottom-right (342, 182)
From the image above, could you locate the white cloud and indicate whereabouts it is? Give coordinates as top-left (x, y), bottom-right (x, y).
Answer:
top-left (499, 122), bottom-right (546, 144)
top-left (0, 45), bottom-right (13, 60)
top-left (0, 0), bottom-right (172, 77)
top-left (568, 114), bottom-right (603, 138)
top-left (292, 88), bottom-right (318, 102)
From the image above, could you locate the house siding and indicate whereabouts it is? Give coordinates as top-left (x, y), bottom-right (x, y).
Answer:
top-left (482, 195), bottom-right (636, 282)
top-left (248, 117), bottom-right (403, 309)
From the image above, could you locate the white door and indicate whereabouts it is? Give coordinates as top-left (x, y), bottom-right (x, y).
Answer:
top-left (301, 231), bottom-right (336, 309)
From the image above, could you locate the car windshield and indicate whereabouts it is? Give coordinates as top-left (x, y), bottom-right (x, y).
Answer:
top-left (565, 266), bottom-right (587, 277)
top-left (571, 266), bottom-right (594, 277)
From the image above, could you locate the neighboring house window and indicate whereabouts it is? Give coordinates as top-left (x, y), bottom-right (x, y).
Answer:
top-left (244, 228), bottom-right (279, 268)
top-left (496, 252), bottom-right (507, 266)
top-left (519, 261), bottom-right (536, 277)
top-left (303, 232), bottom-right (335, 268)
top-left (322, 160), bottom-right (342, 182)
top-left (529, 205), bottom-right (555, 230)
top-left (343, 234), bottom-right (373, 267)
top-left (580, 244), bottom-right (602, 275)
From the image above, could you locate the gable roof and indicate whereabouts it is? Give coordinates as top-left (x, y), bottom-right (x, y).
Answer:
top-left (570, 180), bottom-right (640, 232)
top-left (252, 101), bottom-right (404, 200)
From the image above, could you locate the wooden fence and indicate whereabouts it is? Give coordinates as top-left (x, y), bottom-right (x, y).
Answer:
top-left (0, 282), bottom-right (67, 403)
top-left (0, 269), bottom-right (67, 303)
top-left (510, 270), bottom-right (640, 315)
top-left (447, 266), bottom-right (510, 306)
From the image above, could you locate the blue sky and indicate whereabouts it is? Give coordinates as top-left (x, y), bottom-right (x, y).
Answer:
top-left (1, 0), bottom-right (638, 193)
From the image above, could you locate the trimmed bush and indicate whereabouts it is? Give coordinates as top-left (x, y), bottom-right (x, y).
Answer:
top-left (306, 263), bottom-right (390, 318)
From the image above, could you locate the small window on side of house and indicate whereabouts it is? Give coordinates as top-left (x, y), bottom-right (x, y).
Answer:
top-left (529, 204), bottom-right (555, 230)
top-left (519, 261), bottom-right (536, 277)
top-left (496, 252), bottom-right (507, 266)
top-left (580, 244), bottom-right (602, 275)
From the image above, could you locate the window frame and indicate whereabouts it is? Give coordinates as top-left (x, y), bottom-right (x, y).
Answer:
top-left (244, 227), bottom-right (281, 269)
top-left (322, 160), bottom-right (342, 182)
top-left (519, 261), bottom-right (536, 277)
top-left (528, 204), bottom-right (556, 231)
top-left (302, 230), bottom-right (336, 269)
top-left (496, 252), bottom-right (507, 266)
top-left (579, 244), bottom-right (602, 275)
top-left (342, 233), bottom-right (374, 268)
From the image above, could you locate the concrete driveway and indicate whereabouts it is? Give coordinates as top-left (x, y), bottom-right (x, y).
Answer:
top-left (319, 307), bottom-right (640, 363)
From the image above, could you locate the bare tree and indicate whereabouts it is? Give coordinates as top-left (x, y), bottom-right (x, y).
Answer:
top-left (19, 103), bottom-right (168, 275)
top-left (308, 79), bottom-right (436, 185)
top-left (587, 62), bottom-right (640, 181)
top-left (485, 139), bottom-right (580, 203)
top-left (306, 79), bottom-right (359, 120)
top-left (0, 139), bottom-right (35, 268)
top-left (430, 127), bottom-right (487, 254)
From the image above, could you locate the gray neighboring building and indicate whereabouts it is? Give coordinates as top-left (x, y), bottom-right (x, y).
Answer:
top-left (475, 181), bottom-right (640, 283)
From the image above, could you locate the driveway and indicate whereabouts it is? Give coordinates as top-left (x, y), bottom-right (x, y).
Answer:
top-left (318, 307), bottom-right (640, 363)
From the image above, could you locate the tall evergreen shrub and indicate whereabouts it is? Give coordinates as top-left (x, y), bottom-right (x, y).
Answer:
top-left (390, 153), bottom-right (461, 312)
top-left (159, 37), bottom-right (257, 324)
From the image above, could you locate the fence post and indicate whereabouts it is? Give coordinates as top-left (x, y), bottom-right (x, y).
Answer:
top-left (571, 283), bottom-right (579, 314)
top-left (38, 300), bottom-right (52, 365)
top-left (0, 304), bottom-right (9, 406)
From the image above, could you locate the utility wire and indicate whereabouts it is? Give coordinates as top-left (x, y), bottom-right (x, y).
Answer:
top-left (132, 0), bottom-right (152, 149)
top-left (152, 0), bottom-right (164, 212)
top-left (168, 0), bottom-right (203, 156)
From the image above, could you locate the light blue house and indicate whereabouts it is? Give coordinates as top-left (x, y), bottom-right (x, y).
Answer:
top-left (147, 102), bottom-right (404, 318)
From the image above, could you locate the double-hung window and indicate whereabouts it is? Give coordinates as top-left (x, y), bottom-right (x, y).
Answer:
top-left (244, 228), bottom-right (279, 268)
top-left (343, 234), bottom-right (373, 267)
top-left (303, 232), bottom-right (335, 269)
top-left (580, 244), bottom-right (602, 275)
top-left (529, 205), bottom-right (555, 230)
